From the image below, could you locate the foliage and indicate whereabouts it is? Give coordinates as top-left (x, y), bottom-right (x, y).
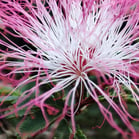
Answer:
top-left (0, 85), bottom-right (139, 139)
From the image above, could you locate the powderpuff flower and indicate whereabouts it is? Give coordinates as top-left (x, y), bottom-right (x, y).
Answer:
top-left (0, 0), bottom-right (139, 138)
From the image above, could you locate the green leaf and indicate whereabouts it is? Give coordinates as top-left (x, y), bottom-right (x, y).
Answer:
top-left (74, 126), bottom-right (87, 139)
top-left (54, 119), bottom-right (71, 139)
top-left (0, 86), bottom-right (20, 96)
top-left (0, 96), bottom-right (18, 102)
top-left (19, 82), bottom-right (36, 93)
top-left (19, 110), bottom-right (46, 133)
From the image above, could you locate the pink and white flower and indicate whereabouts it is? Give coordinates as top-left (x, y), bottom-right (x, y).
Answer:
top-left (0, 0), bottom-right (139, 138)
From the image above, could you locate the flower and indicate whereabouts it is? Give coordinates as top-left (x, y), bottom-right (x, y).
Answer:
top-left (0, 0), bottom-right (139, 138)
